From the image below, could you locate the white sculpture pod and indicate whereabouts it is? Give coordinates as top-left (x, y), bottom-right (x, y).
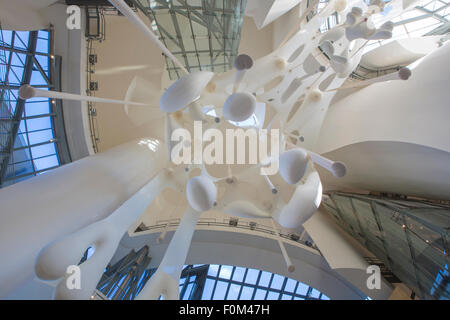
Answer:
top-left (279, 148), bottom-right (309, 184)
top-left (273, 171), bottom-right (322, 229)
top-left (222, 92), bottom-right (256, 122)
top-left (186, 176), bottom-right (217, 212)
top-left (160, 71), bottom-right (214, 113)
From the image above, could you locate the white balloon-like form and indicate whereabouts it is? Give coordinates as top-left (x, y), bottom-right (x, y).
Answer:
top-left (222, 92), bottom-right (256, 122)
top-left (186, 176), bottom-right (217, 212)
top-left (160, 71), bottom-right (214, 113)
top-left (273, 171), bottom-right (322, 229)
top-left (279, 148), bottom-right (309, 185)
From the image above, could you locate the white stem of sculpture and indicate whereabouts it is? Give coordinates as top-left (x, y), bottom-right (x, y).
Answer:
top-left (270, 219), bottom-right (295, 273)
top-left (263, 174), bottom-right (277, 194)
top-left (326, 68), bottom-right (412, 91)
top-left (19, 85), bottom-right (154, 107)
top-left (286, 141), bottom-right (346, 177)
top-left (233, 69), bottom-right (246, 93)
top-left (307, 150), bottom-right (346, 178)
top-left (137, 206), bottom-right (200, 300)
top-left (189, 101), bottom-right (205, 121)
top-left (35, 169), bottom-right (170, 300)
top-left (108, 0), bottom-right (188, 74)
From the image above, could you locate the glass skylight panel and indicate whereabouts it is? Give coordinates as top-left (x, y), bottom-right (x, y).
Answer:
top-left (0, 29), bottom-right (64, 187)
top-left (227, 284), bottom-right (240, 300)
top-left (218, 265), bottom-right (233, 279)
top-left (244, 268), bottom-right (259, 285)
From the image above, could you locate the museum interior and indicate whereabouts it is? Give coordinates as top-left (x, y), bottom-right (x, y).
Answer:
top-left (0, 0), bottom-right (448, 300)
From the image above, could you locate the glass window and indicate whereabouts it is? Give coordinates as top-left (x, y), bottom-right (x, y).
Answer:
top-left (212, 281), bottom-right (228, 300)
top-left (232, 267), bottom-right (246, 282)
top-left (182, 283), bottom-right (194, 300)
top-left (207, 264), bottom-right (219, 277)
top-left (258, 271), bottom-right (272, 287)
top-left (239, 286), bottom-right (254, 300)
top-left (266, 291), bottom-right (280, 300)
top-left (254, 289), bottom-right (267, 300)
top-left (296, 283), bottom-right (309, 296)
top-left (310, 288), bottom-right (321, 299)
top-left (270, 274), bottom-right (284, 290)
top-left (218, 265), bottom-right (233, 280)
top-left (201, 279), bottom-right (215, 300)
top-left (244, 269), bottom-right (259, 285)
top-left (226, 284), bottom-right (240, 300)
top-left (138, 264), bottom-right (330, 301)
top-left (284, 278), bottom-right (297, 293)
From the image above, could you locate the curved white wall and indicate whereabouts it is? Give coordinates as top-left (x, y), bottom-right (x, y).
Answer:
top-left (317, 42), bottom-right (450, 155)
top-left (316, 42), bottom-right (450, 199)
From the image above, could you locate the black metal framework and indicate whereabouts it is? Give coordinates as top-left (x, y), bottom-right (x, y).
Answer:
top-left (94, 251), bottom-right (331, 300)
top-left (184, 264), bottom-right (331, 300)
top-left (322, 192), bottom-right (450, 300)
top-left (96, 246), bottom-right (152, 300)
top-left (0, 26), bottom-right (71, 188)
top-left (131, 0), bottom-right (247, 79)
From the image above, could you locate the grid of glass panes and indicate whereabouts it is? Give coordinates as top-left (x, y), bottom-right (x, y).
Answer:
top-left (135, 0), bottom-right (247, 80)
top-left (322, 193), bottom-right (450, 300)
top-left (310, 0), bottom-right (449, 53)
top-left (198, 264), bottom-right (330, 300)
top-left (0, 29), bottom-right (61, 187)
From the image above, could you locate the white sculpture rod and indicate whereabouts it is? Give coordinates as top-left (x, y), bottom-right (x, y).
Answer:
top-left (270, 219), bottom-right (295, 273)
top-left (18, 84), bottom-right (154, 107)
top-left (276, 0), bottom-right (321, 50)
top-left (286, 140), bottom-right (346, 177)
top-left (326, 67), bottom-right (412, 91)
top-left (263, 174), bottom-right (278, 194)
top-left (232, 54), bottom-right (254, 93)
top-left (108, 0), bottom-right (188, 74)
top-left (136, 206), bottom-right (201, 300)
top-left (34, 170), bottom-right (171, 300)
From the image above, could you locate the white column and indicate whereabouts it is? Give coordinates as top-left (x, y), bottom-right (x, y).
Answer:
top-left (0, 137), bottom-right (167, 298)
top-left (304, 208), bottom-right (393, 299)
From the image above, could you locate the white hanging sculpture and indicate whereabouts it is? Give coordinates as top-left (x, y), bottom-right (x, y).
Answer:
top-left (186, 176), bottom-right (217, 212)
top-left (222, 92), bottom-right (257, 122)
top-left (279, 148), bottom-right (309, 184)
top-left (22, 0), bottom-right (412, 299)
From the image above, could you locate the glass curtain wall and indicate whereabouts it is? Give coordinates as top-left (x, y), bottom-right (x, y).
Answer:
top-left (322, 192), bottom-right (449, 300)
top-left (0, 26), bottom-right (70, 187)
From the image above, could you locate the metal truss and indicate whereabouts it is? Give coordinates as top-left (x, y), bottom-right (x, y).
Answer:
top-left (0, 27), bottom-right (71, 187)
top-left (322, 192), bottom-right (450, 300)
top-left (131, 0), bottom-right (247, 79)
top-left (96, 245), bottom-right (152, 300)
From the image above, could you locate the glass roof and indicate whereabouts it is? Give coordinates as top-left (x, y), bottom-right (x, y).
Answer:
top-left (0, 28), bottom-right (69, 187)
top-left (96, 262), bottom-right (334, 300)
top-left (132, 0), bottom-right (247, 79)
top-left (312, 0), bottom-right (449, 54)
